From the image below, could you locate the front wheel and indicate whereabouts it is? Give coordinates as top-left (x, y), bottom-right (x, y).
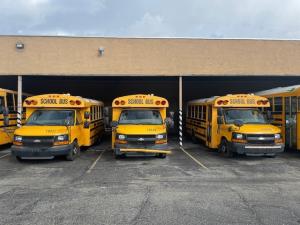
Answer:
top-left (65, 141), bottom-right (80, 161)
top-left (219, 139), bottom-right (233, 158)
top-left (157, 153), bottom-right (167, 158)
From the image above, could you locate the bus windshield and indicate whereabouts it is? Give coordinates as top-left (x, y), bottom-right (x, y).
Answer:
top-left (223, 109), bottom-right (267, 124)
top-left (26, 110), bottom-right (75, 126)
top-left (118, 109), bottom-right (163, 125)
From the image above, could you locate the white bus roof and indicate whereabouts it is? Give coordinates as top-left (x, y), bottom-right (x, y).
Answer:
top-left (255, 85), bottom-right (300, 96)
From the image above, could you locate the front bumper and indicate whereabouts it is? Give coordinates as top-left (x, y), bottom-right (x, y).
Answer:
top-left (114, 143), bottom-right (171, 155)
top-left (229, 142), bottom-right (284, 156)
top-left (11, 144), bottom-right (73, 158)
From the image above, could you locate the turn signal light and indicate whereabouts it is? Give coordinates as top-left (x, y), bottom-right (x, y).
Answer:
top-left (121, 100), bottom-right (125, 105)
top-left (70, 100), bottom-right (75, 105)
top-left (155, 100), bottom-right (161, 105)
top-left (257, 100), bottom-right (268, 105)
top-left (25, 100), bottom-right (38, 105)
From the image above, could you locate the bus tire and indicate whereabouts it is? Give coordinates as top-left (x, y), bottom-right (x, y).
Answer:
top-left (219, 139), bottom-right (233, 158)
top-left (65, 141), bottom-right (80, 161)
top-left (113, 150), bottom-right (123, 159)
top-left (157, 153), bottom-right (167, 158)
top-left (15, 156), bottom-right (24, 162)
top-left (191, 131), bottom-right (198, 143)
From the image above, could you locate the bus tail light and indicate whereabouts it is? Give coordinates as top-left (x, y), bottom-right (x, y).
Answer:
top-left (121, 100), bottom-right (125, 105)
top-left (161, 100), bottom-right (166, 105)
top-left (70, 100), bottom-right (75, 105)
top-left (155, 100), bottom-right (161, 105)
top-left (76, 100), bottom-right (81, 105)
top-left (115, 100), bottom-right (120, 105)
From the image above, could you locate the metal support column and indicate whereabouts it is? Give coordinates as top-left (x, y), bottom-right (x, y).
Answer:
top-left (179, 76), bottom-right (183, 147)
top-left (17, 75), bottom-right (22, 127)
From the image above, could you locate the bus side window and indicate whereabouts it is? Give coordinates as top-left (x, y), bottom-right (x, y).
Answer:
top-left (268, 98), bottom-right (273, 111)
top-left (188, 105), bottom-right (191, 118)
top-left (197, 106), bottom-right (200, 119)
top-left (203, 106), bottom-right (207, 120)
top-left (7, 93), bottom-right (14, 112)
top-left (0, 96), bottom-right (4, 113)
top-left (298, 97), bottom-right (300, 112)
top-left (76, 111), bottom-right (83, 125)
top-left (200, 105), bottom-right (203, 120)
top-left (274, 97), bottom-right (282, 112)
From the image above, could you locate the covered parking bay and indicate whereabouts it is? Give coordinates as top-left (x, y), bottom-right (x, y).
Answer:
top-left (1, 35), bottom-right (300, 142)
top-left (1, 36), bottom-right (300, 225)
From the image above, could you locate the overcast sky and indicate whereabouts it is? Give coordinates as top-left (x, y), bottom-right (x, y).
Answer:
top-left (1, 0), bottom-right (300, 39)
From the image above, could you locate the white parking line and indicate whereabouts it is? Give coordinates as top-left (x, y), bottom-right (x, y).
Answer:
top-left (86, 150), bottom-right (106, 174)
top-left (0, 153), bottom-right (10, 159)
top-left (180, 147), bottom-right (209, 170)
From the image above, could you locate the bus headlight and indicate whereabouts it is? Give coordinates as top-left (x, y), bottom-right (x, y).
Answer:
top-left (54, 135), bottom-right (69, 146)
top-left (274, 133), bottom-right (281, 139)
top-left (13, 135), bottom-right (23, 146)
top-left (14, 135), bottom-right (22, 142)
top-left (156, 134), bottom-right (166, 139)
top-left (117, 134), bottom-right (126, 140)
top-left (232, 133), bottom-right (245, 140)
top-left (155, 133), bottom-right (167, 144)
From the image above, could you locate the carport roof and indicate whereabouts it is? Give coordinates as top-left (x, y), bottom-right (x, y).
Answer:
top-left (1, 35), bottom-right (300, 76)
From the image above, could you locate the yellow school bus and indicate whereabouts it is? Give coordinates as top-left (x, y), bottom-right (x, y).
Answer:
top-left (186, 94), bottom-right (284, 157)
top-left (0, 88), bottom-right (30, 145)
top-left (11, 94), bottom-right (104, 161)
top-left (111, 94), bottom-right (171, 158)
top-left (256, 85), bottom-right (300, 150)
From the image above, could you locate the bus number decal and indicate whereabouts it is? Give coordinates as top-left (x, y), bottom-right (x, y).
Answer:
top-left (145, 99), bottom-right (153, 104)
top-left (230, 99), bottom-right (256, 104)
top-left (41, 98), bottom-right (68, 104)
top-left (128, 99), bottom-right (144, 104)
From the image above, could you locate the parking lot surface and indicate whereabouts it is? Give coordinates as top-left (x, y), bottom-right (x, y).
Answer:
top-left (1, 138), bottom-right (300, 225)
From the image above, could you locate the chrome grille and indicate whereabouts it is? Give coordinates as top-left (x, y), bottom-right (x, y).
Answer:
top-left (22, 136), bottom-right (54, 147)
top-left (246, 134), bottom-right (275, 145)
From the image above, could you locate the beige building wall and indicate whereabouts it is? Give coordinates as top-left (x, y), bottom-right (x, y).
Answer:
top-left (0, 35), bottom-right (300, 76)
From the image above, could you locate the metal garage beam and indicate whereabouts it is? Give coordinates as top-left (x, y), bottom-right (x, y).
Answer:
top-left (179, 76), bottom-right (183, 147)
top-left (17, 75), bottom-right (22, 127)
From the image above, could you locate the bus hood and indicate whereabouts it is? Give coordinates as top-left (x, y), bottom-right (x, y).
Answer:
top-left (233, 124), bottom-right (281, 134)
top-left (14, 126), bottom-right (68, 136)
top-left (116, 124), bottom-right (166, 135)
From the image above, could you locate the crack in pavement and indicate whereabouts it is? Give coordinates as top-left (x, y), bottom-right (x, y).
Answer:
top-left (229, 187), bottom-right (265, 225)
top-left (131, 186), bottom-right (152, 225)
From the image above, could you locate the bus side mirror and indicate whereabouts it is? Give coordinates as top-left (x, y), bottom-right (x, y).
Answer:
top-left (3, 117), bottom-right (9, 126)
top-left (217, 116), bottom-right (224, 124)
top-left (111, 121), bottom-right (118, 128)
top-left (266, 111), bottom-right (273, 120)
top-left (84, 121), bottom-right (90, 129)
top-left (233, 120), bottom-right (244, 127)
top-left (104, 107), bottom-right (110, 117)
top-left (84, 111), bottom-right (90, 119)
top-left (168, 111), bottom-right (174, 119)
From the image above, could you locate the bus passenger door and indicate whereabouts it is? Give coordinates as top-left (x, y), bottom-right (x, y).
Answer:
top-left (285, 97), bottom-right (297, 149)
top-left (207, 105), bottom-right (212, 147)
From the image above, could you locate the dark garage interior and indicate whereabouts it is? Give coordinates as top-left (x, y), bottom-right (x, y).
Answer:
top-left (1, 75), bottom-right (300, 136)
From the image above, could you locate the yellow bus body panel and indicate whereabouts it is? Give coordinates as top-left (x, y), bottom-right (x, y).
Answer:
top-left (111, 94), bottom-right (169, 155)
top-left (14, 94), bottom-right (104, 148)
